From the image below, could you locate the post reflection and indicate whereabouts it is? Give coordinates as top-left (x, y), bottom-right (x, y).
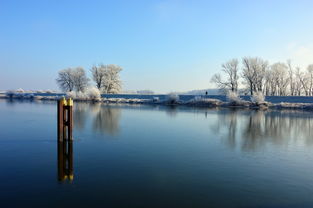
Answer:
top-left (57, 141), bottom-right (73, 182)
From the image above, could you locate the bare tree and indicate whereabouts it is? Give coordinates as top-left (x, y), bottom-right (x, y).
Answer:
top-left (264, 69), bottom-right (275, 96)
top-left (307, 64), bottom-right (313, 96)
top-left (91, 64), bottom-right (107, 90)
top-left (287, 60), bottom-right (295, 96)
top-left (103, 64), bottom-right (123, 94)
top-left (211, 59), bottom-right (239, 93)
top-left (72, 67), bottom-right (89, 92)
top-left (56, 68), bottom-right (75, 92)
top-left (242, 57), bottom-right (268, 95)
top-left (295, 67), bottom-right (303, 96)
top-left (270, 63), bottom-right (289, 96)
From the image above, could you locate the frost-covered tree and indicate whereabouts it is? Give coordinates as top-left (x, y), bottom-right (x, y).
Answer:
top-left (56, 67), bottom-right (89, 92)
top-left (264, 69), bottom-right (275, 96)
top-left (102, 64), bottom-right (122, 94)
top-left (91, 64), bottom-right (107, 90)
top-left (72, 67), bottom-right (89, 92)
top-left (211, 59), bottom-right (239, 92)
top-left (242, 57), bottom-right (268, 95)
top-left (56, 68), bottom-right (75, 92)
top-left (90, 64), bottom-right (122, 94)
top-left (211, 57), bottom-right (313, 96)
top-left (295, 67), bottom-right (303, 96)
top-left (307, 64), bottom-right (313, 96)
top-left (287, 60), bottom-right (296, 96)
top-left (270, 63), bottom-right (289, 96)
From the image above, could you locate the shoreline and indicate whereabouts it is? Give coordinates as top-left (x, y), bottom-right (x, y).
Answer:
top-left (2, 94), bottom-right (313, 111)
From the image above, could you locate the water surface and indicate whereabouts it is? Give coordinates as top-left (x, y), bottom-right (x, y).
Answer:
top-left (1, 100), bottom-right (313, 207)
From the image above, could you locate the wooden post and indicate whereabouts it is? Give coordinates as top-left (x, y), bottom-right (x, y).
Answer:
top-left (57, 99), bottom-right (64, 142)
top-left (67, 98), bottom-right (73, 141)
top-left (57, 98), bottom-right (73, 141)
top-left (57, 98), bottom-right (74, 182)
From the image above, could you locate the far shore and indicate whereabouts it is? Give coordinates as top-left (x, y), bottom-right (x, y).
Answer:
top-left (2, 92), bottom-right (313, 111)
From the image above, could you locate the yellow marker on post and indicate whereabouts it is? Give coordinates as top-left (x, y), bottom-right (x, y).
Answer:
top-left (61, 97), bottom-right (67, 106)
top-left (67, 98), bottom-right (73, 106)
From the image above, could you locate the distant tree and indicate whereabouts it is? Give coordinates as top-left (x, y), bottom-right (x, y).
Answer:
top-left (72, 67), bottom-right (89, 92)
top-left (137, 90), bottom-right (154, 94)
top-left (242, 57), bottom-right (268, 95)
top-left (307, 64), bottom-right (313, 96)
top-left (287, 60), bottom-right (295, 96)
top-left (102, 64), bottom-right (123, 94)
top-left (264, 69), bottom-right (275, 96)
top-left (91, 64), bottom-right (107, 90)
top-left (211, 57), bottom-right (313, 96)
top-left (56, 68), bottom-right (75, 92)
top-left (56, 67), bottom-right (89, 92)
top-left (211, 59), bottom-right (239, 93)
top-left (90, 64), bottom-right (122, 94)
top-left (295, 67), bottom-right (303, 96)
top-left (269, 63), bottom-right (289, 96)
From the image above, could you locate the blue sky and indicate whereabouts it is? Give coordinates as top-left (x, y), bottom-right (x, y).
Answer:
top-left (1, 0), bottom-right (313, 93)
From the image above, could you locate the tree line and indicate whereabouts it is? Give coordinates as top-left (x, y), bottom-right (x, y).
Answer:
top-left (56, 64), bottom-right (122, 94)
top-left (211, 57), bottom-right (313, 96)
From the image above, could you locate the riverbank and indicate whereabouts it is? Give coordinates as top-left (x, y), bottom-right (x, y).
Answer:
top-left (2, 93), bottom-right (313, 111)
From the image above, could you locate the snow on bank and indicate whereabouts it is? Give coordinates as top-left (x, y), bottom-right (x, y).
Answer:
top-left (3, 91), bottom-right (313, 111)
top-left (273, 102), bottom-right (313, 110)
top-left (66, 87), bottom-right (101, 102)
top-left (226, 91), bottom-right (250, 106)
top-left (186, 96), bottom-right (222, 107)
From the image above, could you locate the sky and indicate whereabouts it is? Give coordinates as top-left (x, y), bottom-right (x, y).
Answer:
top-left (1, 0), bottom-right (313, 93)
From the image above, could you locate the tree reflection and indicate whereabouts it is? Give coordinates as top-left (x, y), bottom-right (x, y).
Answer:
top-left (165, 106), bottom-right (177, 117)
top-left (73, 103), bottom-right (88, 130)
top-left (91, 103), bottom-right (121, 136)
top-left (73, 103), bottom-right (121, 136)
top-left (212, 109), bottom-right (239, 149)
top-left (214, 109), bottom-right (313, 151)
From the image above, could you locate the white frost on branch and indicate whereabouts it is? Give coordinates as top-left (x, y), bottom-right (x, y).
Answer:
top-left (56, 67), bottom-right (89, 92)
top-left (226, 91), bottom-right (242, 103)
top-left (165, 93), bottom-right (180, 104)
top-left (66, 87), bottom-right (101, 101)
top-left (86, 87), bottom-right (101, 101)
top-left (251, 91), bottom-right (265, 104)
top-left (91, 64), bottom-right (122, 94)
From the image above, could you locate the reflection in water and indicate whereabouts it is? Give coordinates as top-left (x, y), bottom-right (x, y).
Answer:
top-left (213, 110), bottom-right (313, 151)
top-left (74, 103), bottom-right (88, 130)
top-left (74, 103), bottom-right (121, 136)
top-left (57, 141), bottom-right (73, 182)
top-left (165, 106), bottom-right (177, 117)
top-left (92, 104), bottom-right (121, 136)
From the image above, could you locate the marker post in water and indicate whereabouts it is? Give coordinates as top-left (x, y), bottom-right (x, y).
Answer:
top-left (57, 97), bottom-right (74, 182)
top-left (57, 98), bottom-right (73, 142)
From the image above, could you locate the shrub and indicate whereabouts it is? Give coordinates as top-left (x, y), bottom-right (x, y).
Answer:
top-left (15, 88), bottom-right (24, 93)
top-left (186, 97), bottom-right (222, 107)
top-left (166, 93), bottom-right (180, 104)
top-left (66, 87), bottom-right (101, 101)
top-left (86, 87), bottom-right (101, 101)
top-left (251, 91), bottom-right (265, 104)
top-left (152, 97), bottom-right (160, 102)
top-left (226, 91), bottom-right (242, 103)
top-left (66, 91), bottom-right (76, 99)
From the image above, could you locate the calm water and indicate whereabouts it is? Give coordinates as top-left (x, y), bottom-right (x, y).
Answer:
top-left (1, 100), bottom-right (313, 207)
